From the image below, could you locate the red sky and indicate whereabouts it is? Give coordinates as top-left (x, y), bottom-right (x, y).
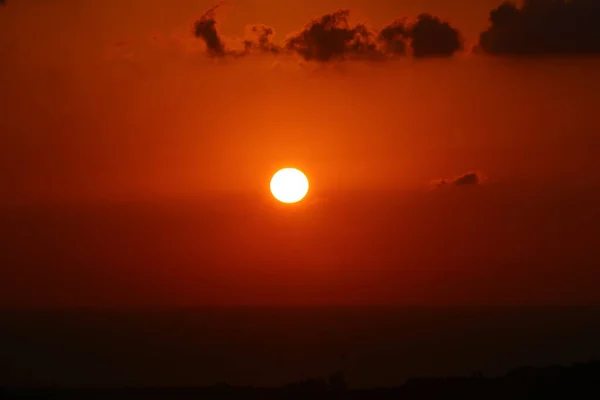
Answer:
top-left (1, 1), bottom-right (600, 306)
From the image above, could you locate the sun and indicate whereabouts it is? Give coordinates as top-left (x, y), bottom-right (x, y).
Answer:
top-left (270, 168), bottom-right (309, 204)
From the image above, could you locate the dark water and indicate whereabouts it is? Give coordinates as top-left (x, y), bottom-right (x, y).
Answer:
top-left (1, 307), bottom-right (600, 388)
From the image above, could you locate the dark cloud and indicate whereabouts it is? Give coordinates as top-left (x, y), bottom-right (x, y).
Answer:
top-left (193, 3), bottom-right (226, 57)
top-left (478, 0), bottom-right (600, 55)
top-left (0, 0), bottom-right (6, 6)
top-left (453, 172), bottom-right (480, 185)
top-left (284, 10), bottom-right (462, 61)
top-left (194, 5), bottom-right (279, 57)
top-left (436, 172), bottom-right (482, 187)
top-left (285, 9), bottom-right (380, 62)
top-left (408, 14), bottom-right (462, 58)
top-left (192, 6), bottom-right (463, 61)
top-left (244, 25), bottom-right (281, 54)
top-left (378, 20), bottom-right (407, 55)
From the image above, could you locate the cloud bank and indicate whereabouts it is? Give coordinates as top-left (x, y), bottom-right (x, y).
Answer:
top-left (192, 1), bottom-right (600, 60)
top-left (478, 0), bottom-right (600, 55)
top-left (193, 6), bottom-right (463, 61)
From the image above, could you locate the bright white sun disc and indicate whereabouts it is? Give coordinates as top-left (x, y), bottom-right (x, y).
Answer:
top-left (270, 168), bottom-right (309, 203)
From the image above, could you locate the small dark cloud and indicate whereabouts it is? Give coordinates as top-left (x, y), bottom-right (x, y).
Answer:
top-left (0, 0), bottom-right (6, 6)
top-left (408, 14), bottom-right (462, 58)
top-left (436, 172), bottom-right (483, 187)
top-left (453, 172), bottom-right (480, 185)
top-left (193, 3), bottom-right (226, 57)
top-left (285, 9), bottom-right (380, 62)
top-left (244, 25), bottom-right (281, 54)
top-left (478, 0), bottom-right (600, 55)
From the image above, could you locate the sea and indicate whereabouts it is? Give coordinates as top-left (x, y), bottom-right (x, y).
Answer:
top-left (2, 307), bottom-right (600, 388)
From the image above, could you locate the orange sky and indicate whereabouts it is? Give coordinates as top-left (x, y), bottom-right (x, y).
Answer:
top-left (8, 0), bottom-right (600, 203)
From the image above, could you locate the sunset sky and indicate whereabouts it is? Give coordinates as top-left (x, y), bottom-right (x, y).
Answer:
top-left (1, 1), bottom-right (600, 307)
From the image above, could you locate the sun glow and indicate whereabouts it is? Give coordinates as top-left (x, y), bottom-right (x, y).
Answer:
top-left (270, 168), bottom-right (309, 203)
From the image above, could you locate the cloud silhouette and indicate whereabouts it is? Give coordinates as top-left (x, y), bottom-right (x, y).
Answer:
top-left (285, 9), bottom-right (380, 62)
top-left (436, 172), bottom-right (483, 187)
top-left (192, 6), bottom-right (463, 61)
top-left (478, 0), bottom-right (600, 55)
top-left (0, 0), bottom-right (6, 6)
top-left (193, 3), bottom-right (226, 57)
top-left (409, 14), bottom-right (462, 58)
top-left (452, 172), bottom-right (480, 185)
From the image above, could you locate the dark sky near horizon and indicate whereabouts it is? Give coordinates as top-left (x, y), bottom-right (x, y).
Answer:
top-left (1, 0), bottom-right (600, 307)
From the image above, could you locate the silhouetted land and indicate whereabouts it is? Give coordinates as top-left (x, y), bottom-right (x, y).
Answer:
top-left (2, 360), bottom-right (600, 399)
